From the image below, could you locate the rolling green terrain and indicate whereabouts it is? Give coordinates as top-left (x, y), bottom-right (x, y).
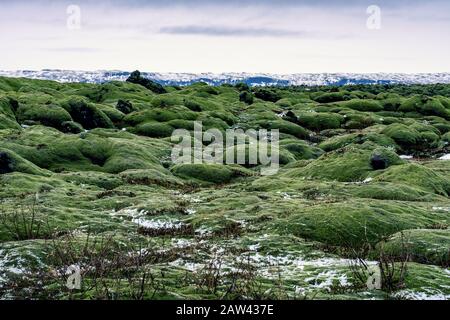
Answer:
top-left (0, 72), bottom-right (449, 300)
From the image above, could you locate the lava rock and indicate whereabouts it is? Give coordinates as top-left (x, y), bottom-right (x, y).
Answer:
top-left (239, 91), bottom-right (254, 104)
top-left (370, 153), bottom-right (389, 170)
top-left (60, 121), bottom-right (83, 134)
top-left (0, 152), bottom-right (14, 174)
top-left (126, 70), bottom-right (167, 94)
top-left (116, 99), bottom-right (134, 114)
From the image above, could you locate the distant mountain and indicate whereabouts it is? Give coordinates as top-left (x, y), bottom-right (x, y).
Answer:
top-left (1, 69), bottom-right (450, 86)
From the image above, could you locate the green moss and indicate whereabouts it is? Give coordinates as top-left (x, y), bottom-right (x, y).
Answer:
top-left (171, 163), bottom-right (234, 184)
top-left (134, 122), bottom-right (174, 138)
top-left (382, 123), bottom-right (420, 149)
top-left (400, 95), bottom-right (450, 119)
top-left (1, 77), bottom-right (450, 300)
top-left (124, 107), bottom-right (197, 125)
top-left (296, 112), bottom-right (343, 131)
top-left (372, 163), bottom-right (450, 196)
top-left (277, 200), bottom-right (448, 247)
top-left (58, 171), bottom-right (123, 189)
top-left (419, 131), bottom-right (440, 148)
top-left (166, 119), bottom-right (195, 130)
top-left (119, 169), bottom-right (183, 187)
top-left (319, 133), bottom-right (396, 152)
top-left (340, 99), bottom-right (383, 112)
top-left (61, 97), bottom-right (114, 129)
top-left (256, 120), bottom-right (309, 139)
top-left (279, 140), bottom-right (324, 160)
top-left (253, 88), bottom-right (282, 102)
top-left (16, 103), bottom-right (73, 129)
top-left (0, 148), bottom-right (49, 176)
top-left (289, 144), bottom-right (397, 182)
top-left (116, 99), bottom-right (134, 114)
top-left (60, 121), bottom-right (83, 134)
top-left (239, 91), bottom-right (254, 104)
top-left (314, 91), bottom-right (352, 103)
top-left (378, 229), bottom-right (449, 266)
top-left (0, 97), bottom-right (20, 129)
top-left (442, 132), bottom-right (450, 143)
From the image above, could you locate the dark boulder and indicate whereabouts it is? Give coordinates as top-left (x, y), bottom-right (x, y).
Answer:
top-left (283, 110), bottom-right (298, 123)
top-left (116, 99), bottom-right (134, 114)
top-left (0, 152), bottom-right (14, 174)
top-left (235, 82), bottom-right (250, 92)
top-left (370, 153), bottom-right (389, 170)
top-left (126, 70), bottom-right (167, 94)
top-left (60, 121), bottom-right (83, 134)
top-left (239, 91), bottom-right (254, 105)
top-left (253, 88), bottom-right (282, 102)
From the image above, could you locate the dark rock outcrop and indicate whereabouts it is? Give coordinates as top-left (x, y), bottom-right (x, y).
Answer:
top-left (126, 70), bottom-right (167, 94)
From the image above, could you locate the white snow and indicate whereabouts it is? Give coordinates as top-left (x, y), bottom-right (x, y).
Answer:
top-left (186, 209), bottom-right (197, 215)
top-left (132, 218), bottom-right (185, 230)
top-left (432, 206), bottom-right (450, 212)
top-left (2, 70), bottom-right (450, 86)
top-left (393, 289), bottom-right (449, 300)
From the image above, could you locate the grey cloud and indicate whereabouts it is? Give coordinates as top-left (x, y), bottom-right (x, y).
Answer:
top-left (41, 47), bottom-right (104, 53)
top-left (159, 25), bottom-right (307, 37)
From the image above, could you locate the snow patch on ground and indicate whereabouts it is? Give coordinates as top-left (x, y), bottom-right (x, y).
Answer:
top-left (432, 206), bottom-right (450, 212)
top-left (133, 218), bottom-right (186, 230)
top-left (393, 288), bottom-right (449, 300)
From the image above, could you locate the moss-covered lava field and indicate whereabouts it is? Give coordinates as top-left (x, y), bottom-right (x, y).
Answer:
top-left (0, 73), bottom-right (449, 300)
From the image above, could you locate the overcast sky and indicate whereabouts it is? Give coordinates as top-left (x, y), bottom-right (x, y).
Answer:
top-left (1, 0), bottom-right (449, 73)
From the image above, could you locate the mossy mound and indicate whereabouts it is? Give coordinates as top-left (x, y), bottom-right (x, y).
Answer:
top-left (255, 120), bottom-right (309, 139)
top-left (382, 123), bottom-right (441, 151)
top-left (171, 163), bottom-right (240, 184)
top-left (277, 200), bottom-right (449, 247)
top-left (253, 88), bottom-right (282, 102)
top-left (370, 147), bottom-right (403, 170)
top-left (289, 143), bottom-right (401, 182)
top-left (61, 97), bottom-right (114, 129)
top-left (0, 126), bottom-right (169, 174)
top-left (313, 91), bottom-right (352, 103)
top-left (279, 140), bottom-right (324, 160)
top-left (340, 99), bottom-right (383, 112)
top-left (16, 103), bottom-right (72, 130)
top-left (133, 122), bottom-right (174, 138)
top-left (0, 97), bottom-right (20, 129)
top-left (0, 148), bottom-right (49, 176)
top-left (399, 95), bottom-right (450, 119)
top-left (116, 99), bottom-right (134, 114)
top-left (239, 91), bottom-right (254, 104)
top-left (372, 163), bottom-right (450, 196)
top-left (378, 229), bottom-right (450, 266)
top-left (119, 169), bottom-right (184, 187)
top-left (60, 121), bottom-right (83, 134)
top-left (296, 112), bottom-right (344, 131)
top-left (319, 132), bottom-right (397, 152)
top-left (124, 107), bottom-right (197, 126)
top-left (58, 171), bottom-right (123, 190)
